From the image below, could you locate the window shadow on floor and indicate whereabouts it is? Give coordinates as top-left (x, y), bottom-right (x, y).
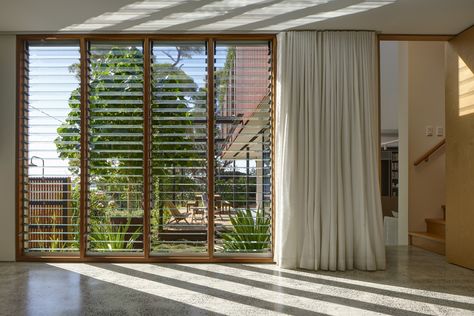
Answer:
top-left (224, 264), bottom-right (474, 312)
top-left (90, 263), bottom-right (326, 316)
top-left (0, 263), bottom-right (225, 316)
top-left (161, 263), bottom-right (428, 316)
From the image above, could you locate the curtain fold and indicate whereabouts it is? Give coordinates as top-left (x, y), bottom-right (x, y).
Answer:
top-left (275, 31), bottom-right (386, 271)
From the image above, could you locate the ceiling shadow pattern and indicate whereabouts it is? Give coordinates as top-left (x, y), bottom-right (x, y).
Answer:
top-left (60, 0), bottom-right (398, 33)
top-left (198, 0), bottom-right (358, 32)
top-left (157, 0), bottom-right (289, 32)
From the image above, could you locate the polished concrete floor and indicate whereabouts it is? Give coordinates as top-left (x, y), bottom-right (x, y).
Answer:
top-left (0, 247), bottom-right (473, 316)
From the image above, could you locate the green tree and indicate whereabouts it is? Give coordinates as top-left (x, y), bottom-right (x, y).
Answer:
top-left (56, 45), bottom-right (205, 196)
top-left (55, 45), bottom-right (207, 250)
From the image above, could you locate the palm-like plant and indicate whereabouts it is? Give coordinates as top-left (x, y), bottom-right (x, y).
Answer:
top-left (222, 209), bottom-right (270, 252)
top-left (89, 217), bottom-right (142, 251)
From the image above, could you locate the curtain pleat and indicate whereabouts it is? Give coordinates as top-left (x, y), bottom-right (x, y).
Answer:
top-left (275, 31), bottom-right (386, 271)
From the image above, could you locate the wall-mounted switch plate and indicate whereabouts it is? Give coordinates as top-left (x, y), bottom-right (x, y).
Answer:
top-left (425, 125), bottom-right (433, 136)
top-left (436, 126), bottom-right (444, 136)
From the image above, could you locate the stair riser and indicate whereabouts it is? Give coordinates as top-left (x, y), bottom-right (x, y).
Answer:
top-left (426, 222), bottom-right (445, 237)
top-left (410, 236), bottom-right (445, 255)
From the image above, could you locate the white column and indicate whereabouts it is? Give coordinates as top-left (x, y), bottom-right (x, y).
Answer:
top-left (398, 42), bottom-right (409, 245)
top-left (0, 35), bottom-right (17, 261)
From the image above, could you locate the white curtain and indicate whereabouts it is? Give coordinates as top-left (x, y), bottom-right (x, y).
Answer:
top-left (275, 31), bottom-right (386, 271)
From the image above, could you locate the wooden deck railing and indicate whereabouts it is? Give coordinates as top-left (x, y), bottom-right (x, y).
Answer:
top-left (413, 138), bottom-right (446, 166)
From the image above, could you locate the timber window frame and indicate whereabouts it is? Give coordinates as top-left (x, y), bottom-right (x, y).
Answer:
top-left (16, 34), bottom-right (276, 263)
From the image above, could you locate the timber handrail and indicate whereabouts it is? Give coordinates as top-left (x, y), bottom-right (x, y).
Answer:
top-left (414, 138), bottom-right (446, 166)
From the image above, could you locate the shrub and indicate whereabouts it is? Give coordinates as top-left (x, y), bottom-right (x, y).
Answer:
top-left (89, 217), bottom-right (142, 251)
top-left (222, 209), bottom-right (270, 252)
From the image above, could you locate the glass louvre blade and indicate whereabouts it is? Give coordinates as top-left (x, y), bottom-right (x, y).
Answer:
top-left (86, 41), bottom-right (144, 254)
top-left (150, 41), bottom-right (208, 256)
top-left (213, 41), bottom-right (273, 256)
top-left (23, 41), bottom-right (81, 254)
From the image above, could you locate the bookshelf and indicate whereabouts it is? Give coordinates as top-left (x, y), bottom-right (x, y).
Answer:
top-left (381, 148), bottom-right (398, 197)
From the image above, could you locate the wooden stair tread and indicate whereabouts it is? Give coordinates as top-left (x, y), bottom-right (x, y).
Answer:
top-left (409, 231), bottom-right (445, 243)
top-left (425, 218), bottom-right (446, 225)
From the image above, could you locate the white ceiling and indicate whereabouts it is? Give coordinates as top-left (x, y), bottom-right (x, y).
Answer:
top-left (0, 0), bottom-right (472, 34)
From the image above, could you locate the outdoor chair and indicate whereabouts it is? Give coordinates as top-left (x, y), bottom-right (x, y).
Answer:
top-left (214, 195), bottom-right (233, 219)
top-left (164, 201), bottom-right (190, 224)
top-left (191, 194), bottom-right (208, 223)
top-left (192, 194), bottom-right (233, 222)
top-left (186, 195), bottom-right (200, 214)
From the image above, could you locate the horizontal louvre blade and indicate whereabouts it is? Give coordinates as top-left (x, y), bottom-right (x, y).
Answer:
top-left (150, 41), bottom-right (208, 256)
top-left (213, 41), bottom-right (273, 255)
top-left (87, 41), bottom-right (144, 254)
top-left (23, 41), bottom-right (81, 254)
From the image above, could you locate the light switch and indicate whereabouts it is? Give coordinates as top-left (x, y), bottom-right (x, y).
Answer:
top-left (436, 126), bottom-right (444, 136)
top-left (425, 125), bottom-right (433, 136)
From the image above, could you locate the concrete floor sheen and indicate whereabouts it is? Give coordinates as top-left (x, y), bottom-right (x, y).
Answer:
top-left (0, 247), bottom-right (473, 316)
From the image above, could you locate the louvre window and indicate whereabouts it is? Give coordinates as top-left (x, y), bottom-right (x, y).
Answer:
top-left (21, 41), bottom-right (81, 253)
top-left (214, 41), bottom-right (273, 255)
top-left (87, 41), bottom-right (145, 254)
top-left (150, 42), bottom-right (208, 255)
top-left (18, 36), bottom-right (274, 261)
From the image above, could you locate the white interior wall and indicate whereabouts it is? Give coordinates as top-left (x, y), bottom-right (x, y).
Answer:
top-left (380, 41), bottom-right (400, 145)
top-left (397, 42), bottom-right (409, 245)
top-left (380, 41), bottom-right (409, 245)
top-left (0, 35), bottom-right (17, 261)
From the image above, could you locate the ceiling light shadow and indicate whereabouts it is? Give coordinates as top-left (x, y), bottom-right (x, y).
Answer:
top-left (61, 0), bottom-right (191, 32)
top-left (59, 0), bottom-right (395, 33)
top-left (217, 0), bottom-right (354, 32)
top-left (61, 0), bottom-right (219, 32)
top-left (110, 0), bottom-right (219, 32)
top-left (127, 0), bottom-right (275, 31)
top-left (257, 0), bottom-right (396, 31)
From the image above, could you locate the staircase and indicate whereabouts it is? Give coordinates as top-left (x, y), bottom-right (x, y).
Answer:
top-left (408, 205), bottom-right (446, 255)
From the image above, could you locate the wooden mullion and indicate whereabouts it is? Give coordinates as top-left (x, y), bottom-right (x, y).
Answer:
top-left (79, 38), bottom-right (88, 259)
top-left (207, 39), bottom-right (215, 259)
top-left (143, 37), bottom-right (151, 258)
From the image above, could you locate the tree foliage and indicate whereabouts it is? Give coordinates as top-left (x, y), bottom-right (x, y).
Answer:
top-left (55, 44), bottom-right (250, 213)
top-left (55, 45), bottom-right (206, 212)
